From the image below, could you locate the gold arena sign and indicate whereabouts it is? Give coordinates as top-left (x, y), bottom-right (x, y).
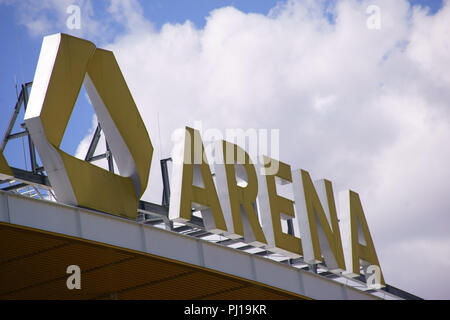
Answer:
top-left (0, 34), bottom-right (384, 286)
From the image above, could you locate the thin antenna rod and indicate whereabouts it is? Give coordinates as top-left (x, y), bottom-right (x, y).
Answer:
top-left (157, 112), bottom-right (163, 159)
top-left (21, 136), bottom-right (28, 171)
top-left (14, 24), bottom-right (25, 84)
top-left (14, 75), bottom-right (19, 100)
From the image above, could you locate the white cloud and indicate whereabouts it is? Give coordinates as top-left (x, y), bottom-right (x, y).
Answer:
top-left (381, 237), bottom-right (450, 299)
top-left (107, 0), bottom-right (153, 33)
top-left (9, 0), bottom-right (449, 299)
top-left (74, 114), bottom-right (97, 160)
top-left (96, 0), bottom-right (450, 299)
top-left (407, 3), bottom-right (450, 86)
top-left (2, 0), bottom-right (119, 43)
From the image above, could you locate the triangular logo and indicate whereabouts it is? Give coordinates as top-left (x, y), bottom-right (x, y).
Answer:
top-left (24, 33), bottom-right (153, 219)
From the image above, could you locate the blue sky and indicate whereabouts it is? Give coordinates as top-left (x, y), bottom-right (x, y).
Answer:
top-left (0, 0), bottom-right (443, 168)
top-left (0, 0), bottom-right (449, 300)
top-left (0, 0), bottom-right (282, 168)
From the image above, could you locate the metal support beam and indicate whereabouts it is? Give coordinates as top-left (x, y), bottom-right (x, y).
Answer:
top-left (172, 225), bottom-right (192, 233)
top-left (187, 230), bottom-right (211, 238)
top-left (236, 245), bottom-right (254, 251)
top-left (254, 250), bottom-right (269, 257)
top-left (308, 263), bottom-right (318, 274)
top-left (87, 153), bottom-right (109, 162)
top-left (6, 131), bottom-right (28, 140)
top-left (317, 271), bottom-right (341, 279)
top-left (105, 140), bottom-right (114, 173)
top-left (216, 238), bottom-right (243, 246)
top-left (138, 200), bottom-right (169, 216)
top-left (143, 219), bottom-right (165, 226)
top-left (0, 87), bottom-right (25, 152)
top-left (161, 158), bottom-right (172, 207)
top-left (0, 82), bottom-right (38, 174)
top-left (85, 124), bottom-right (102, 161)
top-left (10, 167), bottom-right (50, 188)
top-left (287, 219), bottom-right (294, 235)
top-left (1, 182), bottom-right (28, 192)
top-left (381, 284), bottom-right (423, 300)
top-left (21, 83), bottom-right (38, 173)
top-left (84, 123), bottom-right (114, 173)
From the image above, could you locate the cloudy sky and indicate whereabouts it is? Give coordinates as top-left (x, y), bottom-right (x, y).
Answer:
top-left (0, 0), bottom-right (449, 299)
